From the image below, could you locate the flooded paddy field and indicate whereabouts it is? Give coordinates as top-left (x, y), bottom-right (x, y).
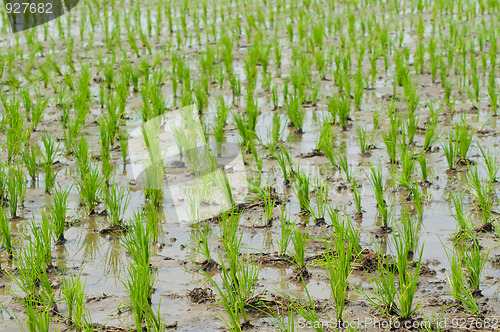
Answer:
top-left (0, 0), bottom-right (500, 331)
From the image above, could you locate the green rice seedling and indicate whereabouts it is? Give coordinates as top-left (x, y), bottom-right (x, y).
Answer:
top-left (190, 223), bottom-right (212, 263)
top-left (22, 144), bottom-right (38, 183)
top-left (337, 94), bottom-right (351, 131)
top-left (350, 178), bottom-right (362, 215)
top-left (443, 245), bottom-right (479, 314)
top-left (269, 113), bottom-right (285, 146)
top-left (118, 130), bottom-right (129, 164)
top-left (285, 95), bottom-right (305, 133)
top-left (478, 145), bottom-right (498, 185)
top-left (441, 133), bottom-right (456, 170)
top-left (273, 147), bottom-right (293, 186)
top-left (124, 262), bottom-right (156, 331)
top-left (311, 178), bottom-right (328, 222)
top-left (293, 169), bottom-right (311, 214)
top-left (122, 212), bottom-right (151, 269)
top-left (410, 182), bottom-right (425, 220)
top-left (328, 207), bottom-right (362, 254)
top-left (398, 145), bottom-right (416, 189)
top-left (488, 72), bottom-right (497, 115)
top-left (355, 126), bottom-right (373, 154)
top-left (398, 209), bottom-right (420, 256)
top-left (144, 201), bottom-right (161, 243)
top-left (0, 209), bottom-right (12, 258)
top-left (336, 152), bottom-right (352, 183)
top-left (30, 98), bottom-right (48, 132)
top-left (233, 113), bottom-right (255, 151)
top-left (454, 116), bottom-right (473, 162)
top-left (290, 226), bottom-right (307, 274)
top-left (324, 236), bottom-right (353, 322)
top-left (261, 300), bottom-right (297, 332)
top-left (7, 167), bottom-right (18, 219)
top-left (462, 241), bottom-right (489, 291)
top-left (76, 164), bottom-right (104, 215)
top-left (418, 151), bottom-right (429, 183)
top-left (277, 205), bottom-right (294, 256)
top-left (394, 237), bottom-right (423, 318)
top-left (262, 189), bottom-right (276, 225)
top-left (61, 270), bottom-right (92, 330)
top-left (105, 183), bottom-right (130, 227)
top-left (355, 247), bottom-right (397, 317)
top-left (41, 131), bottom-right (60, 194)
top-left (48, 185), bottom-right (71, 244)
top-left (289, 283), bottom-right (327, 332)
top-left (382, 108), bottom-right (399, 164)
top-left (366, 164), bottom-right (389, 230)
top-left (466, 164), bottom-right (493, 224)
top-left (423, 118), bottom-right (439, 152)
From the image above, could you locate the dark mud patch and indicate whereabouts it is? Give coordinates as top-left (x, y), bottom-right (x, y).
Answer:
top-left (419, 264), bottom-right (437, 277)
top-left (298, 149), bottom-right (324, 158)
top-left (248, 253), bottom-right (293, 266)
top-left (187, 287), bottom-right (216, 304)
top-left (290, 266), bottom-right (311, 281)
top-left (99, 225), bottom-right (128, 236)
top-left (86, 293), bottom-right (112, 303)
top-left (197, 259), bottom-right (221, 271)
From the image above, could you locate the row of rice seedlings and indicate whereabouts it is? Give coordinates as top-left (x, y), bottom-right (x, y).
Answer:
top-left (121, 214), bottom-right (161, 330)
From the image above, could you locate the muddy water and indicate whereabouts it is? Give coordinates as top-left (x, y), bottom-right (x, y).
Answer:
top-left (0, 1), bottom-right (500, 331)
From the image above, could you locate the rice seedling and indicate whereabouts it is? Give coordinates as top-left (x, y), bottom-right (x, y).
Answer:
top-left (324, 236), bottom-right (353, 322)
top-left (104, 183), bottom-right (130, 227)
top-left (443, 245), bottom-right (479, 314)
top-left (293, 169), bottom-right (311, 215)
top-left (0, 209), bottom-right (13, 259)
top-left (454, 115), bottom-right (473, 162)
top-left (48, 185), bottom-right (71, 244)
top-left (76, 164), bottom-right (104, 215)
top-left (336, 152), bottom-right (352, 183)
top-left (350, 178), bottom-right (362, 216)
top-left (7, 167), bottom-right (18, 219)
top-left (461, 240), bottom-right (489, 292)
top-left (355, 247), bottom-right (397, 317)
top-left (285, 95), bottom-right (305, 133)
top-left (423, 118), bottom-right (439, 152)
top-left (478, 144), bottom-right (498, 185)
top-left (418, 151), bottom-right (429, 183)
top-left (60, 270), bottom-right (93, 330)
top-left (441, 132), bottom-right (457, 170)
top-left (288, 283), bottom-right (327, 331)
top-left (366, 164), bottom-right (389, 230)
top-left (355, 126), bottom-right (373, 154)
top-left (466, 163), bottom-right (494, 224)
top-left (22, 144), bottom-right (38, 183)
top-left (381, 107), bottom-right (399, 164)
top-left (41, 131), bottom-right (60, 194)
top-left (398, 145), bottom-right (416, 189)
top-left (393, 235), bottom-right (423, 318)
top-left (290, 225), bottom-right (308, 278)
